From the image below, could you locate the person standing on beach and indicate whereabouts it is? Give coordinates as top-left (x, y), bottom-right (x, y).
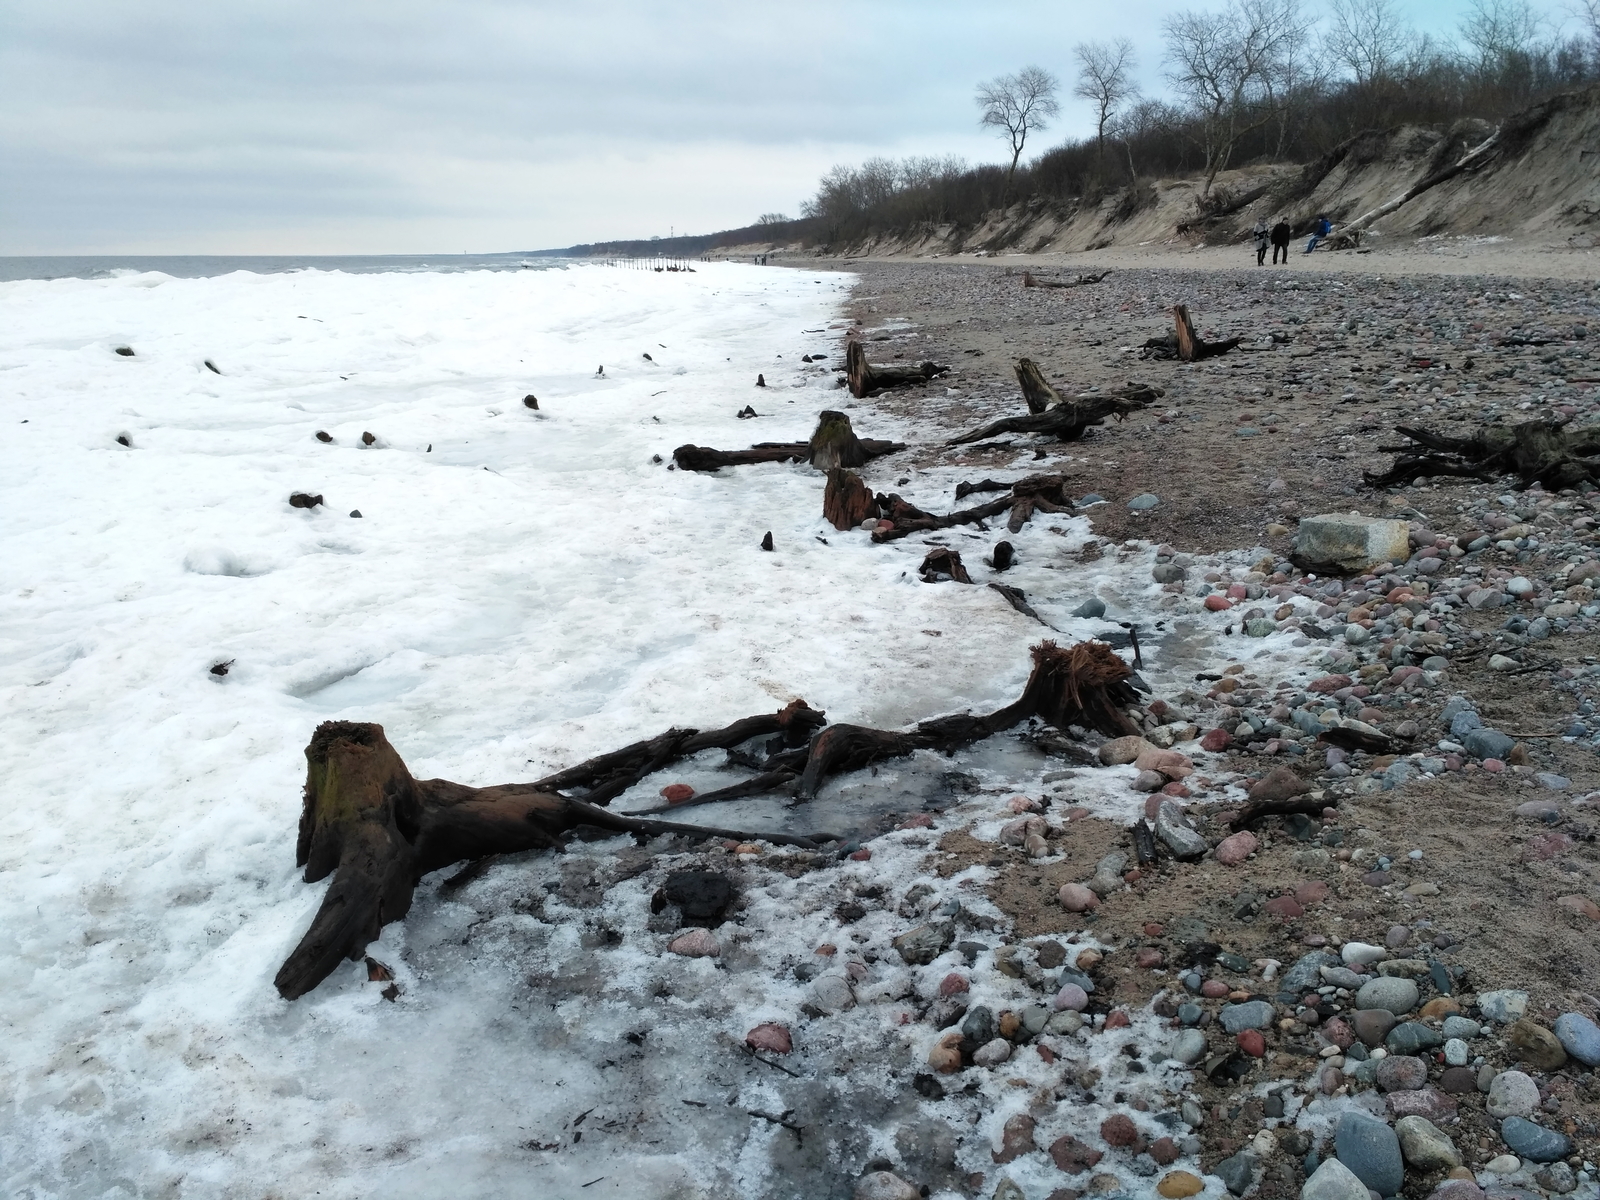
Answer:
top-left (1304, 214), bottom-right (1332, 254)
top-left (1253, 218), bottom-right (1269, 266)
top-left (1271, 219), bottom-right (1291, 264)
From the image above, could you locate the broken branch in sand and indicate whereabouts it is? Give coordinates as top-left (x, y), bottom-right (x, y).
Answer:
top-left (845, 340), bottom-right (949, 398)
top-left (869, 473), bottom-right (1074, 542)
top-left (276, 641), bottom-right (1145, 998)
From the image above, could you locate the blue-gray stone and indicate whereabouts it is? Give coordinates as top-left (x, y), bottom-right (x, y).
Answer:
top-left (1465, 727), bottom-right (1515, 760)
top-left (1449, 710), bottom-right (1483, 739)
top-left (1178, 1002), bottom-right (1202, 1025)
top-left (1076, 493), bottom-right (1106, 507)
top-left (1055, 966), bottom-right (1095, 994)
top-left (1282, 950), bottom-right (1341, 993)
top-left (1439, 696), bottom-right (1475, 723)
top-left (1214, 1150), bottom-right (1256, 1195)
top-left (1219, 1000), bottom-right (1275, 1033)
top-left (1382, 760), bottom-right (1418, 790)
top-left (1500, 1116), bottom-right (1573, 1162)
top-left (1442, 1015), bottom-right (1481, 1040)
top-left (1335, 1111), bottom-right (1403, 1195)
top-left (1386, 1021), bottom-right (1443, 1054)
top-left (1244, 618), bottom-right (1276, 637)
top-left (1128, 493), bottom-right (1159, 510)
top-left (1072, 598), bottom-right (1107, 619)
top-left (1429, 960), bottom-right (1453, 996)
top-left (1555, 1012), bottom-right (1600, 1066)
top-left (962, 1005), bottom-right (995, 1044)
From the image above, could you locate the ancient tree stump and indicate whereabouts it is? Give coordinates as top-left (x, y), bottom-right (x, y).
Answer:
top-left (1172, 305), bottom-right (1242, 363)
top-left (845, 340), bottom-right (949, 399)
top-left (824, 468), bottom-right (878, 530)
top-left (810, 410), bottom-right (869, 470)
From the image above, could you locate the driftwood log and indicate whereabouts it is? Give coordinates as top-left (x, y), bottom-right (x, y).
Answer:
top-left (846, 340), bottom-right (949, 398)
top-left (949, 360), bottom-right (1161, 445)
top-left (1022, 270), bottom-right (1110, 289)
top-left (1364, 418), bottom-right (1600, 490)
top-left (871, 473), bottom-right (1074, 543)
top-left (674, 410), bottom-right (905, 472)
top-left (276, 640), bottom-right (1147, 998)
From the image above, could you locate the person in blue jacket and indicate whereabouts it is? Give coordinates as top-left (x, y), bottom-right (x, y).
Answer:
top-left (1305, 214), bottom-right (1332, 253)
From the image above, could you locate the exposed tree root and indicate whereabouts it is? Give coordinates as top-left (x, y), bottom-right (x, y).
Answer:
top-left (846, 340), bottom-right (949, 398)
top-left (1140, 305), bottom-right (1242, 361)
top-left (275, 641), bottom-right (1146, 998)
top-left (870, 473), bottom-right (1074, 543)
top-left (1364, 418), bottom-right (1600, 490)
top-left (1022, 270), bottom-right (1110, 290)
top-left (949, 360), bottom-right (1160, 445)
top-left (673, 410), bottom-right (905, 472)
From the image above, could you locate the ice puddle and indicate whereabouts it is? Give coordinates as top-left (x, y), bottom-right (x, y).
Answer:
top-left (0, 264), bottom-right (1319, 1198)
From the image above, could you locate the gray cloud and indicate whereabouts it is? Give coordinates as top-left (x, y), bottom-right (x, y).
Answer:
top-left (1, 0), bottom-right (1483, 253)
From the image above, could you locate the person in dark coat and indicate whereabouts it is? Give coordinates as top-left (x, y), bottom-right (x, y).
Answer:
top-left (1253, 218), bottom-right (1269, 266)
top-left (1270, 219), bottom-right (1292, 264)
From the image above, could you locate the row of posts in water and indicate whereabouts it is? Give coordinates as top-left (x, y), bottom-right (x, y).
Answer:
top-left (599, 253), bottom-right (776, 271)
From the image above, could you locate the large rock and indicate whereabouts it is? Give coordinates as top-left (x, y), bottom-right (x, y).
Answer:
top-left (1295, 513), bottom-right (1410, 573)
top-left (893, 923), bottom-right (952, 965)
top-left (1487, 1070), bottom-right (1541, 1118)
top-left (1554, 1012), bottom-right (1600, 1066)
top-left (1500, 1116), bottom-right (1573, 1162)
top-left (1155, 801), bottom-right (1208, 860)
top-left (1395, 1115), bottom-right (1461, 1169)
top-left (1335, 1111), bottom-right (1403, 1196)
top-left (1356, 976), bottom-right (1419, 1014)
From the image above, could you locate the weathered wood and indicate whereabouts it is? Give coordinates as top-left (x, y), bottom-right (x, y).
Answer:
top-left (846, 340), bottom-right (949, 398)
top-left (948, 387), bottom-right (1158, 446)
top-left (276, 642), bottom-right (1147, 997)
top-left (871, 494), bottom-right (1015, 543)
top-left (1022, 271), bottom-right (1110, 289)
top-left (1007, 497), bottom-right (1036, 533)
top-left (276, 715), bottom-right (837, 999)
top-left (1364, 418), bottom-right (1600, 490)
top-left (989, 581), bottom-right (1045, 624)
top-left (810, 410), bottom-right (868, 470)
top-left (919, 547), bottom-right (972, 583)
top-left (1016, 358), bottom-right (1065, 414)
top-left (1173, 305), bottom-right (1242, 363)
top-left (824, 468), bottom-right (878, 530)
top-left (673, 411), bottom-right (905, 472)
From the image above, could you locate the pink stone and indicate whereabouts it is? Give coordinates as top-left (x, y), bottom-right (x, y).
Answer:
top-left (1227, 583), bottom-right (1248, 599)
top-left (1294, 880), bottom-right (1330, 906)
top-left (1135, 948), bottom-right (1164, 968)
top-left (939, 972), bottom-right (969, 996)
top-left (896, 814), bottom-right (934, 829)
top-left (1144, 794), bottom-right (1164, 819)
top-left (1200, 728), bottom-right (1233, 752)
top-left (1200, 979), bottom-right (1230, 998)
top-left (660, 782), bottom-right (695, 803)
top-left (1262, 896), bottom-right (1305, 919)
top-left (1134, 748), bottom-right (1194, 780)
top-left (1385, 1088), bottom-right (1458, 1119)
top-left (848, 848), bottom-right (872, 861)
top-left (1307, 674), bottom-right (1352, 694)
top-left (1053, 983), bottom-right (1089, 1011)
top-left (1483, 758), bottom-right (1505, 773)
top-left (668, 928), bottom-right (721, 957)
top-left (1216, 831), bottom-right (1259, 865)
top-left (1237, 1029), bottom-right (1265, 1057)
top-left (745, 1022), bottom-right (792, 1054)
top-left (1104, 1009), bottom-right (1131, 1029)
top-left (1205, 594), bottom-right (1233, 611)
top-left (1161, 782), bottom-right (1192, 798)
top-left (1058, 883), bottom-right (1100, 912)
top-left (1321, 1017), bottom-right (1354, 1049)
top-left (1523, 832), bottom-right (1573, 861)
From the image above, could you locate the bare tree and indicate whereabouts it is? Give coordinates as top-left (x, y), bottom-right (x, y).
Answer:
top-left (976, 66), bottom-right (1062, 189)
top-left (1326, 0), bottom-right (1413, 83)
top-left (1072, 39), bottom-right (1139, 165)
top-left (1462, 0), bottom-right (1544, 67)
top-left (1110, 98), bottom-right (1185, 181)
top-left (1162, 0), bottom-right (1302, 194)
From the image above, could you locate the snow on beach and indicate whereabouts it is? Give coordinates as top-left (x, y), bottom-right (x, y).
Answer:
top-left (0, 263), bottom-right (1314, 1197)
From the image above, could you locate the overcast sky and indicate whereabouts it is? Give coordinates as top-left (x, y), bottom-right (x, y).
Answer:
top-left (0, 0), bottom-right (1538, 255)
